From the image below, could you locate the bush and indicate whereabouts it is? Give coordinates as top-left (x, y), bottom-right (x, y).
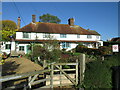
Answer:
top-left (82, 53), bottom-right (120, 89)
top-left (76, 45), bottom-right (112, 56)
top-left (98, 46), bottom-right (112, 56)
top-left (76, 45), bottom-right (88, 53)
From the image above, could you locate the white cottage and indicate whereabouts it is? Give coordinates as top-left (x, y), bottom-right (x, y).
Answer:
top-left (1, 15), bottom-right (103, 54)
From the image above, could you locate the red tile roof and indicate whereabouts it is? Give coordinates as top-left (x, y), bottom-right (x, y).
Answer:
top-left (17, 22), bottom-right (100, 35)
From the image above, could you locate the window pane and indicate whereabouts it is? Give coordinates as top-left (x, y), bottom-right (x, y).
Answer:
top-left (61, 42), bottom-right (70, 48)
top-left (19, 46), bottom-right (24, 51)
top-left (23, 32), bottom-right (29, 38)
top-left (43, 33), bottom-right (50, 38)
top-left (87, 35), bottom-right (92, 39)
top-left (96, 36), bottom-right (99, 39)
top-left (66, 43), bottom-right (70, 48)
top-left (60, 34), bottom-right (67, 38)
top-left (77, 34), bottom-right (80, 38)
top-left (5, 44), bottom-right (11, 49)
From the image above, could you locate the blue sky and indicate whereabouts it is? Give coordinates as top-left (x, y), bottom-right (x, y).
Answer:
top-left (2, 2), bottom-right (118, 41)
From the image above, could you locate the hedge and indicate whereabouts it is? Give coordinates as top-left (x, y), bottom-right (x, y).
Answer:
top-left (82, 53), bottom-right (120, 89)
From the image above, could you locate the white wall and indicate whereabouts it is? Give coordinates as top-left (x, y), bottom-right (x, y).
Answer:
top-left (16, 32), bottom-right (101, 41)
top-left (14, 32), bottom-right (102, 53)
top-left (16, 32), bottom-right (23, 39)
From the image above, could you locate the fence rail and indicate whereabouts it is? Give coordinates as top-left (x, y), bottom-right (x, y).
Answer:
top-left (0, 54), bottom-right (86, 89)
top-left (0, 69), bottom-right (51, 82)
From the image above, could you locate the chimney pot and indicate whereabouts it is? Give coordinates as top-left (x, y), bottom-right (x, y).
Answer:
top-left (32, 15), bottom-right (36, 23)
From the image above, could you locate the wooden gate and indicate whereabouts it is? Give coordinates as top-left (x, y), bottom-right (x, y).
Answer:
top-left (46, 62), bottom-right (79, 88)
top-left (0, 54), bottom-right (86, 89)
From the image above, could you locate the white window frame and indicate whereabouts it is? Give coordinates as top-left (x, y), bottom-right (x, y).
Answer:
top-left (77, 34), bottom-right (80, 38)
top-left (87, 35), bottom-right (92, 39)
top-left (60, 34), bottom-right (67, 38)
top-left (23, 32), bottom-right (30, 38)
top-left (5, 44), bottom-right (11, 50)
top-left (19, 46), bottom-right (24, 51)
top-left (61, 42), bottom-right (71, 48)
top-left (96, 36), bottom-right (99, 39)
top-left (43, 33), bottom-right (50, 38)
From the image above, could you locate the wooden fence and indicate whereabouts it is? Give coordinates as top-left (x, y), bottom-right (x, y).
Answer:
top-left (0, 54), bottom-right (86, 90)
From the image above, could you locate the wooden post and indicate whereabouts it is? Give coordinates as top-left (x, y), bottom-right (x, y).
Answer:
top-left (43, 60), bottom-right (47, 69)
top-left (79, 54), bottom-right (85, 85)
top-left (28, 76), bottom-right (32, 89)
top-left (0, 51), bottom-right (2, 90)
top-left (50, 64), bottom-right (54, 89)
top-left (60, 65), bottom-right (62, 88)
top-left (76, 59), bottom-right (78, 85)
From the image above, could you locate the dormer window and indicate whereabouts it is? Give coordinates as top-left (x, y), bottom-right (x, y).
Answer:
top-left (60, 34), bottom-right (67, 38)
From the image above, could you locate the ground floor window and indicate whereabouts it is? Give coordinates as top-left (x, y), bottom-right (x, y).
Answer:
top-left (19, 46), bottom-right (24, 51)
top-left (5, 44), bottom-right (11, 49)
top-left (61, 42), bottom-right (71, 48)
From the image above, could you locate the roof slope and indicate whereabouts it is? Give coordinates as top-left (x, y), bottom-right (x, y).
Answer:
top-left (18, 22), bottom-right (100, 35)
top-left (110, 37), bottom-right (120, 42)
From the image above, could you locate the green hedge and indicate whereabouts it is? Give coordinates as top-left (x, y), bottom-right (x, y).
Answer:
top-left (82, 53), bottom-right (120, 89)
top-left (76, 45), bottom-right (112, 56)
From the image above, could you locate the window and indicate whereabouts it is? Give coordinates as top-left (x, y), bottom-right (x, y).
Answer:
top-left (60, 34), bottom-right (67, 38)
top-left (77, 34), bottom-right (80, 38)
top-left (43, 33), bottom-right (50, 38)
top-left (61, 42), bottom-right (70, 48)
top-left (87, 35), bottom-right (92, 39)
top-left (5, 44), bottom-right (11, 49)
top-left (96, 36), bottom-right (99, 39)
top-left (19, 46), bottom-right (24, 51)
top-left (23, 32), bottom-right (29, 38)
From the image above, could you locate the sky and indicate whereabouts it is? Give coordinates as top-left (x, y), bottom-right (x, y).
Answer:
top-left (2, 1), bottom-right (119, 41)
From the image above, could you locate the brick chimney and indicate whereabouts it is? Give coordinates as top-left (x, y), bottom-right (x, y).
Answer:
top-left (68, 18), bottom-right (74, 26)
top-left (32, 15), bottom-right (36, 23)
top-left (17, 17), bottom-right (21, 29)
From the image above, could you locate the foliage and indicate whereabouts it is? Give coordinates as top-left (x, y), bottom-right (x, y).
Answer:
top-left (1, 20), bottom-right (17, 41)
top-left (76, 45), bottom-right (88, 53)
top-left (39, 13), bottom-right (61, 24)
top-left (76, 45), bottom-right (112, 56)
top-left (98, 46), bottom-right (112, 55)
top-left (82, 53), bottom-right (120, 89)
top-left (26, 36), bottom-right (62, 63)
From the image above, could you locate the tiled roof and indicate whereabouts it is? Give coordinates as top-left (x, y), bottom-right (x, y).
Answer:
top-left (110, 37), bottom-right (120, 42)
top-left (17, 22), bottom-right (100, 35)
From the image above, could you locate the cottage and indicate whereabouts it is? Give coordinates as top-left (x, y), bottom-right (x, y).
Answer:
top-left (1, 15), bottom-right (103, 54)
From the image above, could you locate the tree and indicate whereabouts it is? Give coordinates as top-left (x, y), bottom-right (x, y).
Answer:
top-left (39, 13), bottom-right (61, 24)
top-left (1, 20), bottom-right (17, 41)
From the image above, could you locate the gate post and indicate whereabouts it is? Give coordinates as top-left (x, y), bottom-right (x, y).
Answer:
top-left (78, 54), bottom-right (85, 85)
top-left (76, 59), bottom-right (79, 85)
top-left (50, 64), bottom-right (54, 89)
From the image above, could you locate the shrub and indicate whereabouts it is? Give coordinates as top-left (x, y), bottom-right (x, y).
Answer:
top-left (98, 46), bottom-right (112, 56)
top-left (76, 45), bottom-right (88, 53)
top-left (76, 45), bottom-right (112, 56)
top-left (82, 53), bottom-right (120, 89)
